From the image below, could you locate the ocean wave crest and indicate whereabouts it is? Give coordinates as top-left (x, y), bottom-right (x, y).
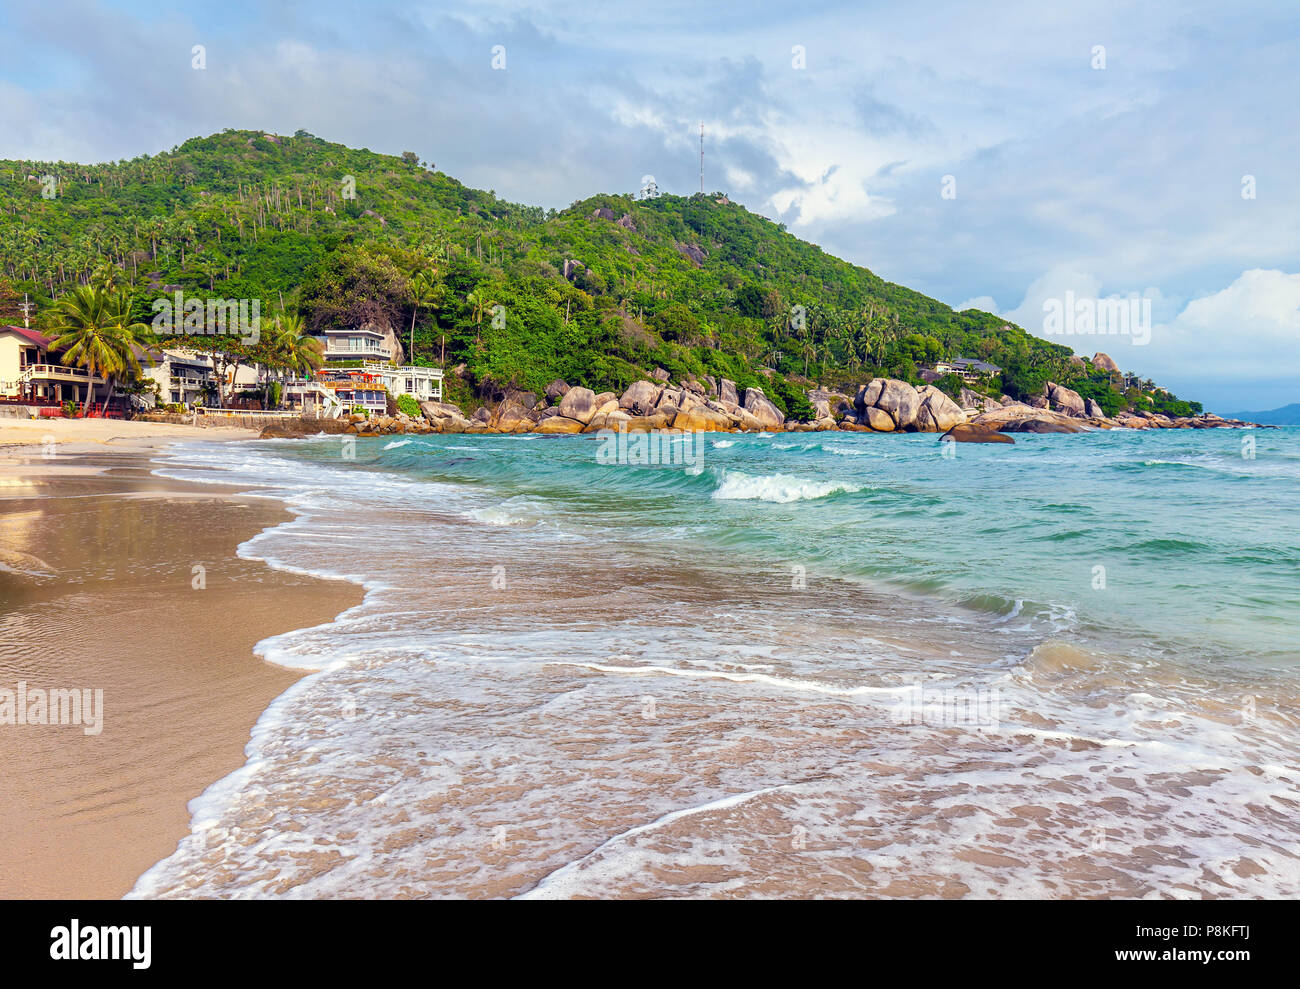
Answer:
top-left (711, 470), bottom-right (864, 503)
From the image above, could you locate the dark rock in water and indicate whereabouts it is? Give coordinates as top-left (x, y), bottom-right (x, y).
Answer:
top-left (1001, 419), bottom-right (1083, 434)
top-left (940, 423), bottom-right (1015, 444)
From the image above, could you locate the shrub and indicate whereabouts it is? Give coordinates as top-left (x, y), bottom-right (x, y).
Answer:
top-left (935, 373), bottom-right (965, 401)
top-left (396, 393), bottom-right (421, 417)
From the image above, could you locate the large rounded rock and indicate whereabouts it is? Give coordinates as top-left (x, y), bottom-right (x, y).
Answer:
top-left (940, 423), bottom-right (1015, 444)
top-left (558, 386), bottom-right (599, 424)
top-left (535, 415), bottom-right (585, 434)
top-left (489, 399), bottom-right (531, 430)
top-left (742, 387), bottom-right (785, 429)
top-left (1092, 352), bottom-right (1121, 373)
top-left (420, 400), bottom-right (466, 421)
top-left (673, 407), bottom-right (732, 432)
top-left (544, 378), bottom-right (570, 400)
top-left (875, 379), bottom-right (921, 429)
top-left (718, 378), bottom-right (740, 406)
top-left (620, 414), bottom-right (672, 432)
top-left (619, 380), bottom-right (662, 415)
top-left (1084, 398), bottom-right (1105, 418)
top-left (656, 386), bottom-right (683, 409)
top-left (1046, 382), bottom-right (1086, 417)
top-left (864, 406), bottom-right (894, 431)
top-left (920, 389), bottom-right (966, 432)
top-left (856, 378), bottom-right (886, 411)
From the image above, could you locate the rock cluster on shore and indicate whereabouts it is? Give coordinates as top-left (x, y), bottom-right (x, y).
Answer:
top-left (260, 371), bottom-right (1266, 440)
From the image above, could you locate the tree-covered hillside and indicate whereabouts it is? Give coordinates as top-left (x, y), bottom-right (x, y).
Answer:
top-left (0, 129), bottom-right (1196, 415)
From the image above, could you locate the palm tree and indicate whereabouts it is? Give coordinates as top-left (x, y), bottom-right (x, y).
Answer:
top-left (467, 289), bottom-right (497, 351)
top-left (407, 268), bottom-right (437, 364)
top-left (47, 282), bottom-right (148, 415)
top-left (256, 312), bottom-right (323, 407)
top-left (274, 312), bottom-right (324, 377)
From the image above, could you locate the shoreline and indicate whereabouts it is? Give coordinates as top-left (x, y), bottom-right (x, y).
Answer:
top-left (0, 416), bottom-right (263, 452)
top-left (0, 438), bottom-right (363, 898)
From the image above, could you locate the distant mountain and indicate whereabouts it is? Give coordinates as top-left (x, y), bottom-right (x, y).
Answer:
top-left (1219, 403), bottom-right (1300, 425)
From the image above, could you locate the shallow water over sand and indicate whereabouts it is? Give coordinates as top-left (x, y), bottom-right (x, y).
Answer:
top-left (130, 430), bottom-right (1300, 898)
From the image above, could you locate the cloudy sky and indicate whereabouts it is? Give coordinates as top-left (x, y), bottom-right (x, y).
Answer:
top-left (3, 0), bottom-right (1298, 411)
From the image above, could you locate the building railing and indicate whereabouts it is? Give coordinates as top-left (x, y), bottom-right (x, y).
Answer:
top-left (20, 364), bottom-right (102, 381)
top-left (322, 345), bottom-right (393, 360)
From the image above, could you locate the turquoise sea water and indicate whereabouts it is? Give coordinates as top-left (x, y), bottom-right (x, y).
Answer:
top-left (351, 425), bottom-right (1300, 665)
top-left (131, 426), bottom-right (1300, 898)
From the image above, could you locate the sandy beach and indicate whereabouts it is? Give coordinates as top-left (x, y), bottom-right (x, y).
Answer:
top-left (0, 415), bottom-right (262, 451)
top-left (0, 425), bottom-right (362, 898)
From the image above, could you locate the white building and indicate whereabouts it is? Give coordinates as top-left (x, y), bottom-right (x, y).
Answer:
top-left (315, 325), bottom-right (395, 363)
top-left (0, 325), bottom-right (108, 409)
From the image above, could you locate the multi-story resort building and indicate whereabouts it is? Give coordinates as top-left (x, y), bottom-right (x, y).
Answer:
top-left (311, 325), bottom-right (444, 413)
top-left (0, 325), bottom-right (110, 411)
top-left (3, 319), bottom-right (442, 419)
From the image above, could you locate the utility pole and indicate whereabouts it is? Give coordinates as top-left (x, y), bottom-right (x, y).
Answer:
top-left (19, 293), bottom-right (33, 328)
top-left (699, 122), bottom-right (704, 194)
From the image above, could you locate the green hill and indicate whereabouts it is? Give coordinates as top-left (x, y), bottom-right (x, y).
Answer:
top-left (0, 128), bottom-right (1198, 416)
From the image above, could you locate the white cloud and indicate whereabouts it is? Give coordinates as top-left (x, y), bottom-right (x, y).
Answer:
top-left (1152, 269), bottom-right (1300, 376)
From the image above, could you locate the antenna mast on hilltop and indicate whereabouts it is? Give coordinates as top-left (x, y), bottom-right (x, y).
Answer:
top-left (699, 121), bottom-right (704, 194)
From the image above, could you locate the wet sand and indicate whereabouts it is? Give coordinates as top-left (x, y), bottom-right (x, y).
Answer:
top-left (0, 440), bottom-right (362, 898)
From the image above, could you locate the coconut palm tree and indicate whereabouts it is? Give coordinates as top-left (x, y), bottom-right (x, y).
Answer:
top-left (273, 312), bottom-right (324, 378)
top-left (47, 281), bottom-right (148, 415)
top-left (407, 268), bottom-right (437, 364)
top-left (467, 289), bottom-right (497, 352)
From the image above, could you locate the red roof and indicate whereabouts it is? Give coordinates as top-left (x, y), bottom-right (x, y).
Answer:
top-left (1, 325), bottom-right (52, 348)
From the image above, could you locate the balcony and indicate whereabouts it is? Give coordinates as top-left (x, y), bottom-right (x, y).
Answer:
top-left (21, 364), bottom-right (104, 384)
top-left (322, 344), bottom-right (393, 361)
